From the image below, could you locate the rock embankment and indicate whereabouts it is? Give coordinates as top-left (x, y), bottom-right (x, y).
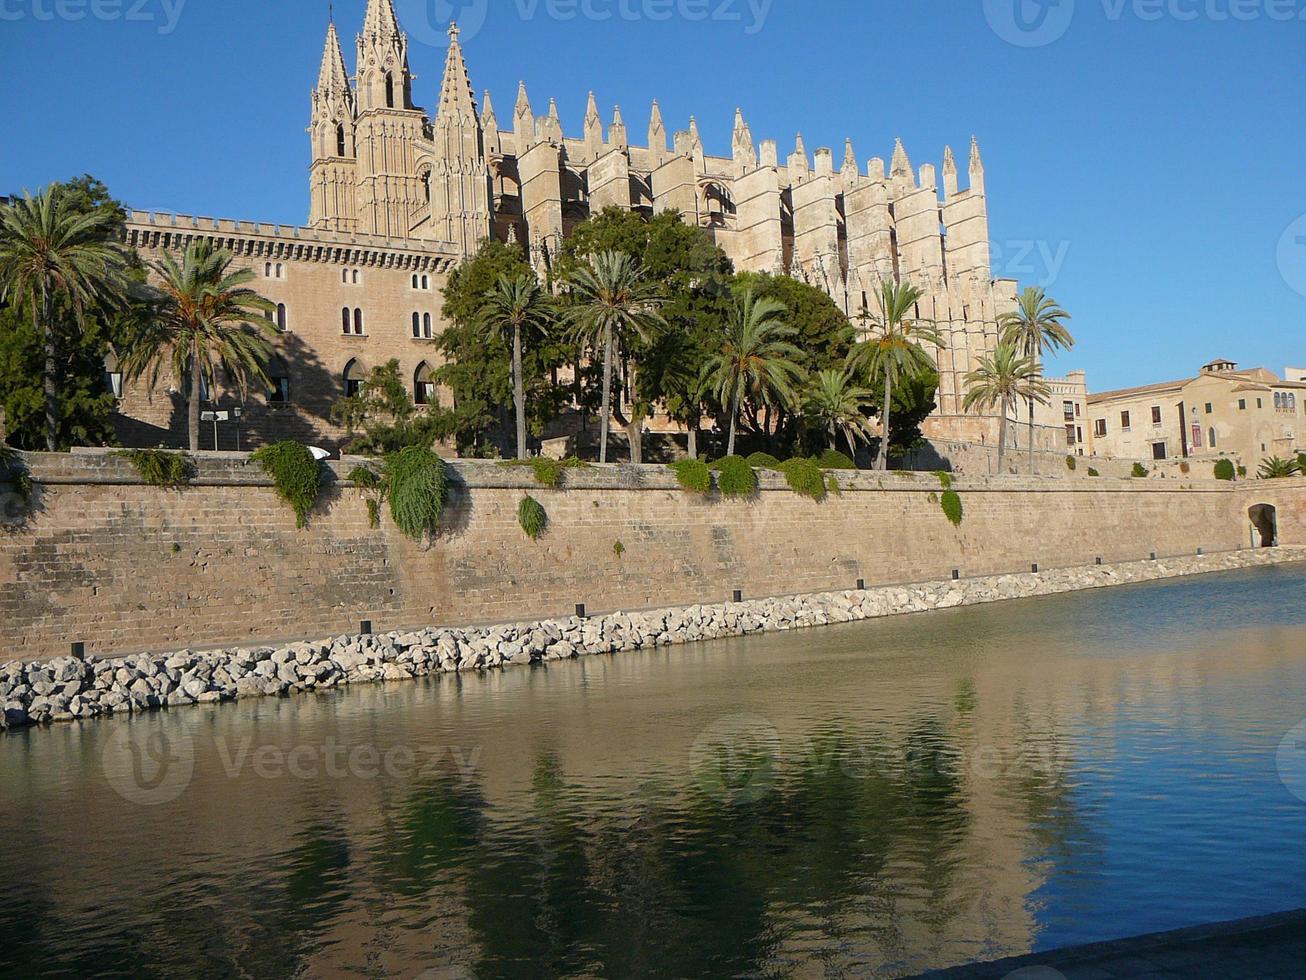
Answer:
top-left (2, 548), bottom-right (1300, 731)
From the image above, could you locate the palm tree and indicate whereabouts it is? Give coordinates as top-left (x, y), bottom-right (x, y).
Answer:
top-left (121, 241), bottom-right (275, 451)
top-left (705, 289), bottom-right (804, 457)
top-left (851, 280), bottom-right (943, 471)
top-left (477, 274), bottom-right (554, 460)
top-left (805, 368), bottom-right (876, 460)
top-left (998, 286), bottom-right (1074, 473)
top-left (0, 186), bottom-right (127, 450)
top-left (562, 251), bottom-right (665, 463)
top-left (1258, 456), bottom-right (1301, 480)
top-left (962, 342), bottom-right (1051, 473)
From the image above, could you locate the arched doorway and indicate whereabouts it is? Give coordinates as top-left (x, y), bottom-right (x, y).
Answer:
top-left (1249, 504), bottom-right (1278, 548)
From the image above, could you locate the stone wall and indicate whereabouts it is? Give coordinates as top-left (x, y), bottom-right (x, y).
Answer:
top-left (1, 450), bottom-right (1301, 663)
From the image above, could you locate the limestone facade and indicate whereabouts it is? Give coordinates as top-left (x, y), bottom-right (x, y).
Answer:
top-left (110, 1), bottom-right (1020, 451)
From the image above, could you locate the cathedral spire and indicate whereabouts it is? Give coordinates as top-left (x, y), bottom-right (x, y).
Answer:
top-left (732, 108), bottom-right (756, 172)
top-left (789, 133), bottom-right (809, 179)
top-left (968, 135), bottom-right (986, 193)
top-left (361, 0), bottom-right (401, 40)
top-left (584, 91), bottom-right (603, 157)
top-left (482, 90), bottom-right (501, 155)
top-left (356, 0), bottom-right (411, 111)
top-left (942, 144), bottom-right (958, 198)
top-left (434, 22), bottom-right (478, 128)
top-left (842, 138), bottom-right (858, 175)
top-left (514, 81), bottom-right (534, 144)
top-left (649, 100), bottom-right (668, 161)
top-left (316, 21), bottom-right (351, 98)
top-left (609, 104), bottom-right (628, 149)
top-left (890, 138), bottom-right (912, 178)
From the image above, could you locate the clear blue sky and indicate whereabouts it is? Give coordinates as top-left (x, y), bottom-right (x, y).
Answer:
top-left (1, 0), bottom-right (1302, 390)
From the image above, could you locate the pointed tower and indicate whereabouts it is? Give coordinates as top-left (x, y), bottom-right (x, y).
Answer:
top-left (841, 138), bottom-right (860, 189)
top-left (353, 0), bottom-right (426, 237)
top-left (428, 22), bottom-right (492, 254)
top-left (968, 135), bottom-right (986, 194)
top-left (890, 138), bottom-right (914, 191)
top-left (514, 81), bottom-right (535, 149)
top-left (788, 134), bottom-right (809, 180)
top-left (648, 100), bottom-right (668, 166)
top-left (584, 92), bottom-right (604, 159)
top-left (732, 108), bottom-right (757, 175)
top-left (482, 91), bottom-right (501, 156)
top-left (309, 19), bottom-right (358, 231)
top-left (609, 105), bottom-right (628, 149)
top-left (942, 145), bottom-right (958, 199)
top-left (540, 98), bottom-right (563, 144)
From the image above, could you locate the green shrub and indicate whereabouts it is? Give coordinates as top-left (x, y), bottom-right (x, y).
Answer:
top-left (613, 540), bottom-right (625, 558)
top-left (778, 458), bottom-right (826, 502)
top-left (826, 474), bottom-right (842, 496)
top-left (385, 446), bottom-right (450, 540)
top-left (1131, 463), bottom-right (1149, 479)
top-left (114, 449), bottom-right (192, 489)
top-left (1213, 459), bottom-right (1236, 482)
top-left (518, 494), bottom-right (547, 540)
top-left (1298, 453), bottom-right (1306, 475)
top-left (712, 455), bottom-right (758, 498)
top-left (669, 458), bottom-right (712, 494)
top-left (499, 456), bottom-right (593, 488)
top-left (1066, 456), bottom-right (1077, 471)
top-left (814, 449), bottom-right (856, 470)
top-left (745, 452), bottom-right (781, 469)
top-left (1087, 467), bottom-right (1100, 477)
top-left (936, 471), bottom-right (953, 490)
top-left (1238, 465), bottom-right (1248, 478)
top-left (252, 442), bottom-right (322, 529)
top-left (1258, 456), bottom-right (1302, 480)
top-left (941, 489), bottom-right (963, 527)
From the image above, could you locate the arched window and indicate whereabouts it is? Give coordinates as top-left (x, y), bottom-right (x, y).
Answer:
top-left (423, 313), bottom-right (432, 339)
top-left (412, 312), bottom-right (421, 339)
top-left (275, 303), bottom-right (287, 332)
top-left (1275, 392), bottom-right (1283, 410)
top-left (344, 359), bottom-right (366, 398)
top-left (414, 362), bottom-right (435, 406)
top-left (421, 274), bottom-right (429, 290)
top-left (265, 262), bottom-right (273, 277)
top-left (275, 263), bottom-right (283, 278)
top-left (353, 308), bottom-right (364, 335)
top-left (336, 123), bottom-right (347, 157)
top-left (385, 73), bottom-right (395, 109)
top-left (412, 273), bottom-right (419, 289)
top-left (352, 269), bottom-right (359, 285)
top-left (342, 307), bottom-right (351, 334)
top-left (342, 269), bottom-right (349, 284)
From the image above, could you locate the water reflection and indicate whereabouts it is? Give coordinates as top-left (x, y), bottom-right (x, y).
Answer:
top-left (4, 565), bottom-right (1306, 977)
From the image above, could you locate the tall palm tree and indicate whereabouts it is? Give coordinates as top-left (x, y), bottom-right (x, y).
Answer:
top-left (851, 280), bottom-right (943, 471)
top-left (962, 342), bottom-right (1051, 474)
top-left (0, 186), bottom-right (127, 450)
top-left (805, 368), bottom-right (876, 460)
top-left (562, 251), bottom-right (665, 463)
top-left (121, 241), bottom-right (275, 451)
top-left (477, 274), bottom-right (554, 460)
top-left (998, 286), bottom-right (1074, 473)
top-left (705, 289), bottom-right (804, 457)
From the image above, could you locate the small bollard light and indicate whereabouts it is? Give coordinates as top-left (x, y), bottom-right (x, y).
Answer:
top-left (856, 579), bottom-right (866, 591)
top-left (1031, 563), bottom-right (1040, 574)
top-left (952, 569), bottom-right (961, 581)
top-left (70, 642), bottom-right (85, 661)
top-left (360, 620), bottom-right (373, 636)
top-left (733, 590), bottom-right (743, 603)
top-left (576, 603), bottom-right (587, 620)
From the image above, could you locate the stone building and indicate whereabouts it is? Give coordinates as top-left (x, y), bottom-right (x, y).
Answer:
top-left (1088, 359), bottom-right (1306, 467)
top-left (113, 1), bottom-right (1020, 452)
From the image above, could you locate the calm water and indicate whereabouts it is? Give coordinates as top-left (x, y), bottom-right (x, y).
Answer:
top-left (5, 566), bottom-right (1306, 978)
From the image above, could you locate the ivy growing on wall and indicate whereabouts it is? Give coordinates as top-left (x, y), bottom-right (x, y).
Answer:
top-left (778, 458), bottom-right (827, 502)
top-left (347, 464), bottom-right (384, 529)
top-left (1132, 463), bottom-right (1149, 478)
top-left (518, 494), bottom-right (547, 540)
top-left (669, 458), bottom-right (712, 494)
top-left (941, 489), bottom-right (964, 527)
top-left (1213, 459), bottom-right (1235, 482)
top-left (113, 449), bottom-right (193, 489)
top-left (498, 456), bottom-right (591, 488)
top-left (712, 456), bottom-right (758, 499)
top-left (385, 446), bottom-right (450, 541)
top-left (251, 442), bottom-right (322, 529)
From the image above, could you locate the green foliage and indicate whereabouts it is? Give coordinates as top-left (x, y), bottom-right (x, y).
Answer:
top-left (113, 449), bottom-right (192, 488)
top-left (814, 449), bottom-right (856, 470)
top-left (498, 455), bottom-right (591, 488)
top-left (712, 455), bottom-right (758, 498)
top-left (1213, 458), bottom-right (1236, 482)
top-left (518, 494), bottom-right (548, 540)
top-left (613, 540), bottom-right (625, 558)
top-left (385, 446), bottom-right (451, 541)
top-left (669, 458), bottom-right (712, 494)
top-left (1131, 463), bottom-right (1149, 478)
top-left (746, 452), bottom-right (781, 469)
top-left (0, 442), bottom-right (32, 512)
top-left (1238, 465), bottom-right (1248, 478)
top-left (1299, 453), bottom-right (1306, 475)
top-left (1258, 456), bottom-right (1301, 479)
top-left (1087, 467), bottom-right (1100, 477)
top-left (1066, 456), bottom-right (1077, 471)
top-left (347, 465), bottom-right (384, 529)
top-left (941, 489), bottom-right (964, 527)
top-left (778, 457), bottom-right (827, 502)
top-left (332, 359), bottom-right (443, 455)
top-left (826, 474), bottom-right (842, 497)
top-left (935, 471), bottom-right (953, 490)
top-left (251, 442), bottom-right (321, 529)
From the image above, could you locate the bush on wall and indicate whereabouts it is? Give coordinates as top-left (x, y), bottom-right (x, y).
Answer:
top-left (1066, 456), bottom-right (1077, 472)
top-left (347, 464), bottom-right (384, 529)
top-left (385, 446), bottom-right (450, 541)
top-left (114, 449), bottom-right (193, 489)
top-left (518, 494), bottom-right (547, 540)
top-left (251, 442), bottom-right (322, 529)
top-left (712, 456), bottom-right (758, 498)
top-left (745, 452), bottom-right (781, 470)
top-left (499, 456), bottom-right (591, 488)
top-left (669, 458), bottom-right (712, 494)
top-left (1213, 459), bottom-right (1236, 482)
top-left (815, 449), bottom-right (856, 470)
top-left (1132, 463), bottom-right (1149, 478)
top-left (778, 458), bottom-right (827, 502)
top-left (941, 489), bottom-right (964, 527)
